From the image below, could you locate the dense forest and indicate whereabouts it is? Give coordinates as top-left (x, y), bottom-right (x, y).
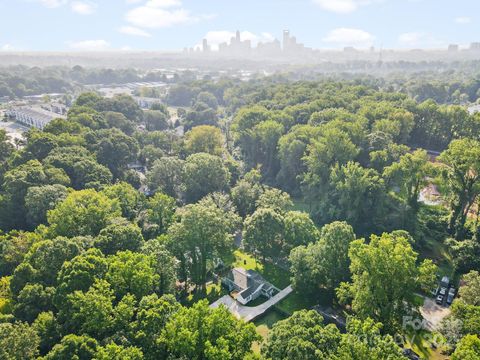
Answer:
top-left (1, 71), bottom-right (480, 359)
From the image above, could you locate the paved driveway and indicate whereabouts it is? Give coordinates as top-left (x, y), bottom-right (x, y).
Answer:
top-left (211, 285), bottom-right (293, 322)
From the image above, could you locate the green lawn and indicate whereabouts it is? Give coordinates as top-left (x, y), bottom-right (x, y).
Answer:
top-left (229, 250), bottom-right (291, 289)
top-left (404, 329), bottom-right (449, 360)
top-left (252, 308), bottom-right (288, 354)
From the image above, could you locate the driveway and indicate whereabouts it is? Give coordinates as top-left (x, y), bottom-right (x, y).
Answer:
top-left (420, 297), bottom-right (451, 331)
top-left (210, 285), bottom-right (293, 322)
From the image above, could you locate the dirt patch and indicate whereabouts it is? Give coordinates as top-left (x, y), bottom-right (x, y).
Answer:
top-left (420, 297), bottom-right (451, 331)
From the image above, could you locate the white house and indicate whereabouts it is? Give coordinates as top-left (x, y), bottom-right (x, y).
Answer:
top-left (222, 267), bottom-right (277, 305)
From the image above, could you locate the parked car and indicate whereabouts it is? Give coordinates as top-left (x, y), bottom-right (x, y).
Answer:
top-left (436, 294), bottom-right (444, 305)
top-left (446, 287), bottom-right (456, 305)
top-left (402, 348), bottom-right (420, 360)
top-left (439, 287), bottom-right (447, 296)
top-left (440, 276), bottom-right (450, 288)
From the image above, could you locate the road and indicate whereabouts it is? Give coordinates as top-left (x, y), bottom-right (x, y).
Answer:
top-left (210, 285), bottom-right (293, 322)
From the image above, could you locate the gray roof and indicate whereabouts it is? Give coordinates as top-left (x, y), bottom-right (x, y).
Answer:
top-left (226, 267), bottom-right (275, 295)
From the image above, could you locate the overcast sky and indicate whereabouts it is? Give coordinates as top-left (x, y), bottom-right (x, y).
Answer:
top-left (0, 0), bottom-right (478, 52)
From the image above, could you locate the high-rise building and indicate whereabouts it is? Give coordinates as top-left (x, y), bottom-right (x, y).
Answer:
top-left (470, 42), bottom-right (480, 51)
top-left (202, 39), bottom-right (210, 53)
top-left (218, 30), bottom-right (251, 57)
top-left (448, 44), bottom-right (459, 52)
top-left (283, 30), bottom-right (290, 50)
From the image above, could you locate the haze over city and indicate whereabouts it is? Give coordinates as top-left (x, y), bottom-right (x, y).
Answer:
top-left (0, 0), bottom-right (479, 52)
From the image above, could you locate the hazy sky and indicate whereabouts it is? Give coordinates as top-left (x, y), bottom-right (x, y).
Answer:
top-left (0, 0), bottom-right (478, 52)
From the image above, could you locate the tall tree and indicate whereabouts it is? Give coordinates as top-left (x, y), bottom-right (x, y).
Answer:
top-left (438, 139), bottom-right (480, 239)
top-left (290, 221), bottom-right (355, 294)
top-left (47, 189), bottom-right (121, 238)
top-left (243, 207), bottom-right (284, 260)
top-left (184, 125), bottom-right (224, 156)
top-left (184, 153), bottom-right (230, 203)
top-left (168, 197), bottom-right (239, 290)
top-left (337, 232), bottom-right (437, 332)
top-left (384, 149), bottom-right (433, 228)
top-left (452, 334), bottom-right (480, 360)
top-left (159, 300), bottom-right (259, 360)
top-left (0, 322), bottom-right (40, 360)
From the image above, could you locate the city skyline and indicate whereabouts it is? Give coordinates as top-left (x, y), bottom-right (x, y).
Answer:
top-left (0, 0), bottom-right (478, 52)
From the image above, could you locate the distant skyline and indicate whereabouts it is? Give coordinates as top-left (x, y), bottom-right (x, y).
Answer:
top-left (0, 0), bottom-right (478, 52)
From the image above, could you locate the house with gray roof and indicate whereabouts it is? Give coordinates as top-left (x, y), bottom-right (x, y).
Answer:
top-left (222, 267), bottom-right (278, 305)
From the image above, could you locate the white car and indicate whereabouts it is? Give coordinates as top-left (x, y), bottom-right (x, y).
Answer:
top-left (436, 294), bottom-right (444, 305)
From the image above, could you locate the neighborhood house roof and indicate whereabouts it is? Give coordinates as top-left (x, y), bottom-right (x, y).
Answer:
top-left (226, 267), bottom-right (276, 296)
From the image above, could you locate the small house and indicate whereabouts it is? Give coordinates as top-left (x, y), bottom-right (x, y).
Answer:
top-left (222, 267), bottom-right (277, 305)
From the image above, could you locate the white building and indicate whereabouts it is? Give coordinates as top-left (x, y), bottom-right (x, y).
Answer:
top-left (5, 106), bottom-right (65, 130)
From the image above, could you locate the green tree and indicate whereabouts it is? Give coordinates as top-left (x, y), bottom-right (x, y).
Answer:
top-left (24, 129), bottom-right (59, 160)
top-left (231, 168), bottom-right (264, 218)
top-left (335, 317), bottom-right (405, 360)
top-left (452, 334), bottom-right (480, 360)
top-left (384, 149), bottom-right (433, 228)
top-left (144, 110), bottom-right (169, 131)
top-left (44, 146), bottom-right (112, 190)
top-left (303, 128), bottom-right (359, 220)
top-left (95, 218), bottom-right (144, 255)
top-left (91, 128), bottom-right (139, 180)
top-left (283, 211), bottom-right (319, 253)
top-left (243, 208), bottom-right (284, 260)
top-left (160, 300), bottom-right (259, 360)
top-left (148, 157), bottom-right (185, 199)
top-left (130, 294), bottom-right (180, 360)
top-left (102, 182), bottom-right (144, 220)
top-left (328, 162), bottom-right (385, 234)
top-left (96, 343), bottom-right (144, 360)
top-left (44, 334), bottom-right (98, 360)
top-left (262, 310), bottom-right (341, 360)
top-left (0, 160), bottom-right (49, 230)
top-left (141, 192), bottom-right (176, 239)
top-left (0, 321), bottom-right (40, 360)
top-left (0, 129), bottom-right (14, 181)
top-left (459, 271), bottom-right (480, 306)
top-left (63, 280), bottom-right (118, 339)
top-left (141, 239), bottom-right (177, 296)
top-left (318, 221), bottom-right (356, 289)
top-left (256, 188), bottom-right (293, 214)
top-left (25, 185), bottom-right (69, 229)
top-left (438, 139), bottom-right (480, 239)
top-left (0, 231), bottom-right (41, 276)
top-left (55, 249), bottom-right (108, 310)
top-left (103, 111), bottom-right (135, 134)
top-left (277, 125), bottom-right (321, 195)
top-left (10, 237), bottom-right (85, 296)
top-left (47, 189), bottom-right (121, 237)
top-left (106, 251), bottom-right (159, 300)
top-left (337, 232), bottom-right (437, 332)
top-left (184, 125), bottom-right (224, 156)
top-left (13, 283), bottom-right (55, 323)
top-left (33, 311), bottom-right (61, 356)
top-left (290, 221), bottom-right (355, 293)
top-left (184, 153), bottom-right (230, 203)
top-left (168, 197), bottom-right (239, 290)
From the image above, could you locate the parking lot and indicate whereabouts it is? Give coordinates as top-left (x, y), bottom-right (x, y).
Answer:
top-left (0, 120), bottom-right (28, 145)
